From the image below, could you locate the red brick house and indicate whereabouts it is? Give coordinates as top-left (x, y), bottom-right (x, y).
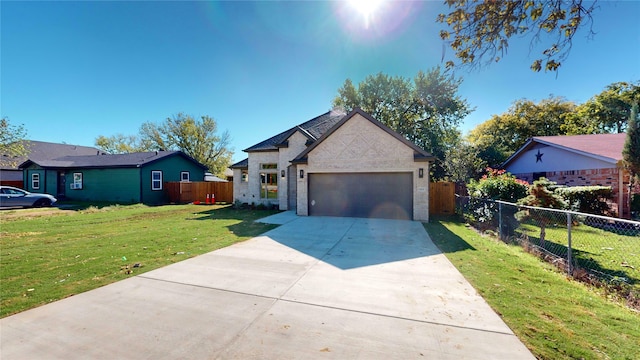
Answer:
top-left (502, 133), bottom-right (634, 218)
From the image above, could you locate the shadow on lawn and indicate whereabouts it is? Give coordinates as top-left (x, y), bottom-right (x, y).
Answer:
top-left (516, 232), bottom-right (639, 285)
top-left (189, 207), bottom-right (280, 238)
top-left (423, 216), bottom-right (477, 254)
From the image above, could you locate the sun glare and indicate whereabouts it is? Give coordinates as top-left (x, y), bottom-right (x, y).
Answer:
top-left (347, 0), bottom-right (384, 28)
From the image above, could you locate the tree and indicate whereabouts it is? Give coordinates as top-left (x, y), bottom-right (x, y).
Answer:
top-left (443, 139), bottom-right (486, 182)
top-left (333, 67), bottom-right (473, 179)
top-left (438, 0), bottom-right (597, 72)
top-left (623, 103), bottom-right (640, 186)
top-left (95, 134), bottom-right (148, 154)
top-left (468, 96), bottom-right (576, 166)
top-left (0, 117), bottom-right (28, 167)
top-left (96, 113), bottom-right (233, 176)
top-left (517, 178), bottom-right (567, 247)
top-left (562, 82), bottom-right (640, 134)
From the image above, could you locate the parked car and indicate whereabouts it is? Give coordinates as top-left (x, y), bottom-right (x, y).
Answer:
top-left (0, 186), bottom-right (57, 208)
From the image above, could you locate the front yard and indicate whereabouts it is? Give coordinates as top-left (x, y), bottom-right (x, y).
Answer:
top-left (3, 206), bottom-right (639, 358)
top-left (0, 204), bottom-right (277, 318)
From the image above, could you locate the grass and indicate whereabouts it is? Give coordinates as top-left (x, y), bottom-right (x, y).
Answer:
top-left (0, 204), bottom-right (278, 318)
top-left (516, 221), bottom-right (640, 287)
top-left (424, 217), bottom-right (640, 360)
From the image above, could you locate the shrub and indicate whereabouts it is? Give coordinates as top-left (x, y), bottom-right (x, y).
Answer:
top-left (554, 186), bottom-right (613, 216)
top-left (466, 168), bottom-right (529, 227)
top-left (467, 168), bottom-right (529, 201)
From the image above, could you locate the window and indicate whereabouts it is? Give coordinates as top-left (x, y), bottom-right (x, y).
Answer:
top-left (31, 173), bottom-right (40, 190)
top-left (181, 171), bottom-right (190, 182)
top-left (152, 171), bottom-right (163, 190)
top-left (259, 163), bottom-right (278, 199)
top-left (72, 172), bottom-right (83, 190)
top-left (260, 172), bottom-right (278, 199)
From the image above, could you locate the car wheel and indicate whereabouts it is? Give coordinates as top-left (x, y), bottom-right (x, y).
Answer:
top-left (33, 199), bottom-right (52, 208)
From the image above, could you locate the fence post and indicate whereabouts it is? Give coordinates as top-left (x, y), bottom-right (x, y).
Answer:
top-left (498, 201), bottom-right (503, 240)
top-left (566, 213), bottom-right (573, 276)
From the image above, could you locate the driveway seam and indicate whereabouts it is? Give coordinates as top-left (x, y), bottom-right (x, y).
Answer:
top-left (139, 274), bottom-right (516, 338)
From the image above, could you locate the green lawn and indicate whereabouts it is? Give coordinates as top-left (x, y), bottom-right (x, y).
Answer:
top-left (0, 204), bottom-right (278, 318)
top-left (425, 217), bottom-right (640, 360)
top-left (516, 221), bottom-right (640, 287)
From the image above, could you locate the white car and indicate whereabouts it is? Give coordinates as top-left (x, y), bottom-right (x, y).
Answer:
top-left (0, 186), bottom-right (57, 208)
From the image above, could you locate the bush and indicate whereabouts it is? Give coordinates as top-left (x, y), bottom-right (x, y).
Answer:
top-left (631, 193), bottom-right (640, 212)
top-left (554, 186), bottom-right (612, 216)
top-left (466, 168), bottom-right (529, 227)
top-left (467, 168), bottom-right (529, 201)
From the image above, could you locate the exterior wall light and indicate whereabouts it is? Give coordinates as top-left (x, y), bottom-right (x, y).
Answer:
top-left (419, 168), bottom-right (424, 178)
top-left (281, 169), bottom-right (286, 178)
top-left (299, 169), bottom-right (304, 179)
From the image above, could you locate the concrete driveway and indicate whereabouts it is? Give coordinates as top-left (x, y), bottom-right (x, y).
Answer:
top-left (1, 214), bottom-right (533, 359)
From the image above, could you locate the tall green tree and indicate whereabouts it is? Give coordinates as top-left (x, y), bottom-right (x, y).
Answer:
top-left (468, 96), bottom-right (576, 166)
top-left (443, 139), bottom-right (487, 182)
top-left (95, 114), bottom-right (233, 176)
top-left (623, 103), bottom-right (640, 185)
top-left (438, 0), bottom-right (598, 72)
top-left (562, 82), bottom-right (640, 134)
top-left (0, 117), bottom-right (28, 167)
top-left (333, 67), bottom-right (473, 179)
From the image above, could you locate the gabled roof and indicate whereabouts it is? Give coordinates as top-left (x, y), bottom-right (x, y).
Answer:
top-left (243, 109), bottom-right (346, 152)
top-left (292, 108), bottom-right (435, 164)
top-left (1, 140), bottom-right (105, 170)
top-left (502, 133), bottom-right (626, 168)
top-left (19, 151), bottom-right (207, 170)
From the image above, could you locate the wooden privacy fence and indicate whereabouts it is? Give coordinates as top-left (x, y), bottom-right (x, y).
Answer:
top-left (165, 182), bottom-right (233, 204)
top-left (429, 181), bottom-right (455, 215)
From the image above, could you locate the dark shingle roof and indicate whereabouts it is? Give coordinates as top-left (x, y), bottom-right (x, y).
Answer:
top-left (1, 140), bottom-right (104, 170)
top-left (230, 158), bottom-right (248, 169)
top-left (19, 151), bottom-right (207, 170)
top-left (292, 108), bottom-right (435, 164)
top-left (243, 109), bottom-right (346, 152)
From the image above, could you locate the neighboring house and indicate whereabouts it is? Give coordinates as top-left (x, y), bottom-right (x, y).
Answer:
top-left (502, 133), bottom-right (633, 218)
top-left (19, 151), bottom-right (207, 204)
top-left (0, 140), bottom-right (104, 188)
top-left (231, 108), bottom-right (435, 221)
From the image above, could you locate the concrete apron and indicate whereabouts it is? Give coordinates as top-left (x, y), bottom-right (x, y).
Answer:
top-left (1, 216), bottom-right (534, 360)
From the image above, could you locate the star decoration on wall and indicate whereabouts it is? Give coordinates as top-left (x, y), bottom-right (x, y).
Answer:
top-left (535, 149), bottom-right (544, 163)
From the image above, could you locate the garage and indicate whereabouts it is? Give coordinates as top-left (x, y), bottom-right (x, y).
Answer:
top-left (308, 172), bottom-right (413, 220)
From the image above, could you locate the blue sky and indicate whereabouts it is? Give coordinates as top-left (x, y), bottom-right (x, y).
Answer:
top-left (2, 1), bottom-right (639, 163)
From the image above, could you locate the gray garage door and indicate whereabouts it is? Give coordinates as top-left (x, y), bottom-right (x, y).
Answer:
top-left (308, 172), bottom-right (413, 220)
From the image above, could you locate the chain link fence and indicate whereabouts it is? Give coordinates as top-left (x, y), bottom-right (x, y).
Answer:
top-left (457, 195), bottom-right (640, 289)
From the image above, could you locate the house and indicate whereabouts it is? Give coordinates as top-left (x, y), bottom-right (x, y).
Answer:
top-left (502, 133), bottom-right (633, 218)
top-left (19, 151), bottom-right (207, 204)
top-left (231, 108), bottom-right (435, 221)
top-left (0, 140), bottom-right (105, 188)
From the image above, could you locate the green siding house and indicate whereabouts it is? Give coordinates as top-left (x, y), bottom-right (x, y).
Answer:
top-left (19, 151), bottom-right (207, 204)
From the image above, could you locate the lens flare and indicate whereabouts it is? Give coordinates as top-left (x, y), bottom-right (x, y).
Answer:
top-left (333, 1), bottom-right (422, 43)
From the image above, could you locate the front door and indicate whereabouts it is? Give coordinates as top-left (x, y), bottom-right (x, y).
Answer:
top-left (57, 171), bottom-right (66, 199)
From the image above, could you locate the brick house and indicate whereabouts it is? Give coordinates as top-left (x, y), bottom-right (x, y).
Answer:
top-left (502, 133), bottom-right (634, 218)
top-left (230, 108), bottom-right (435, 221)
